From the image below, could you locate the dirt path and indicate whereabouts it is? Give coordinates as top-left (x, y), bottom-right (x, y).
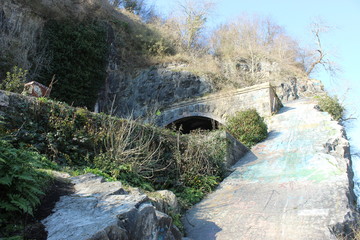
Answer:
top-left (184, 99), bottom-right (355, 240)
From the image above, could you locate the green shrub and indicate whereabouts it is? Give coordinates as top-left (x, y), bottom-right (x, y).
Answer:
top-left (225, 109), bottom-right (268, 148)
top-left (0, 140), bottom-right (54, 236)
top-left (0, 66), bottom-right (28, 93)
top-left (39, 20), bottom-right (108, 109)
top-left (316, 94), bottom-right (344, 121)
top-left (175, 175), bottom-right (220, 209)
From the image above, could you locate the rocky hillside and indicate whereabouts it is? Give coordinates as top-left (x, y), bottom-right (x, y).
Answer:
top-left (0, 0), bottom-right (324, 120)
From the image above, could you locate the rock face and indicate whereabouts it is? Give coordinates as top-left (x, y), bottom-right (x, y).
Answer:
top-left (0, 0), bottom-right (116, 79)
top-left (276, 77), bottom-right (324, 102)
top-left (184, 99), bottom-right (357, 239)
top-left (0, 0), bottom-right (45, 79)
top-left (96, 65), bottom-right (213, 119)
top-left (96, 62), bottom-right (323, 121)
top-left (0, 92), bottom-right (9, 107)
top-left (10, 0), bottom-right (112, 20)
top-left (149, 190), bottom-right (180, 216)
top-left (42, 173), bottom-right (182, 240)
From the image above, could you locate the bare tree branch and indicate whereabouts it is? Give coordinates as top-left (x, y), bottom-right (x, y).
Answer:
top-left (305, 20), bottom-right (339, 77)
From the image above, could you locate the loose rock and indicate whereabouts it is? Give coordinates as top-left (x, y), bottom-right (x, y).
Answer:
top-left (42, 173), bottom-right (182, 240)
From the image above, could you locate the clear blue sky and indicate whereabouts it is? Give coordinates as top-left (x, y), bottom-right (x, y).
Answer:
top-left (150, 0), bottom-right (360, 153)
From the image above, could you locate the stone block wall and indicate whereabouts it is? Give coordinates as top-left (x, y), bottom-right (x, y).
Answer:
top-left (222, 131), bottom-right (249, 167)
top-left (155, 82), bottom-right (282, 127)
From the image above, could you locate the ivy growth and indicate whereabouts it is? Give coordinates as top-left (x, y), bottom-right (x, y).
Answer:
top-left (39, 20), bottom-right (108, 109)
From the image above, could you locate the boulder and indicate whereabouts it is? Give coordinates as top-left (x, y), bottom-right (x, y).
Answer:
top-left (149, 190), bottom-right (180, 215)
top-left (42, 173), bottom-right (182, 240)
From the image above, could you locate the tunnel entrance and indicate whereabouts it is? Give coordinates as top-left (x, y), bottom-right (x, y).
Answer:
top-left (166, 116), bottom-right (219, 134)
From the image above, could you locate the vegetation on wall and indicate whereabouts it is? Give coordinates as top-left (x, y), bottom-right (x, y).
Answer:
top-left (1, 92), bottom-right (227, 207)
top-left (38, 20), bottom-right (108, 109)
top-left (0, 92), bottom-right (229, 237)
top-left (225, 109), bottom-right (268, 148)
top-left (0, 66), bottom-right (28, 93)
top-left (316, 94), bottom-right (345, 121)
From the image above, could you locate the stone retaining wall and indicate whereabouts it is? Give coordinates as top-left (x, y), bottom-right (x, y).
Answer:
top-left (155, 82), bottom-right (282, 127)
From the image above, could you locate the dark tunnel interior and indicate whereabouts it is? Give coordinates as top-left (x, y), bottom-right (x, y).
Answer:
top-left (166, 116), bottom-right (220, 134)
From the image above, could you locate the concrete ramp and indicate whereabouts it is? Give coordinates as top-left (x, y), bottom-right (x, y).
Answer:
top-left (184, 99), bottom-right (356, 240)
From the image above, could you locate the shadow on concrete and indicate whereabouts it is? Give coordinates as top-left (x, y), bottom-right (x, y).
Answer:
top-left (277, 106), bottom-right (295, 114)
top-left (184, 218), bottom-right (222, 240)
top-left (230, 130), bottom-right (283, 169)
top-left (266, 130), bottom-right (282, 140)
top-left (232, 151), bottom-right (258, 169)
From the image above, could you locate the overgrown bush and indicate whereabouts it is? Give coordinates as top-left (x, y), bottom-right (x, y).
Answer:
top-left (39, 20), bottom-right (108, 109)
top-left (0, 66), bottom-right (28, 93)
top-left (171, 131), bottom-right (226, 208)
top-left (316, 94), bottom-right (344, 121)
top-left (225, 109), bottom-right (268, 148)
top-left (93, 117), bottom-right (164, 191)
top-left (2, 95), bottom-right (101, 166)
top-left (1, 93), bottom-right (227, 209)
top-left (92, 119), bottom-right (227, 195)
top-left (0, 140), bottom-right (55, 237)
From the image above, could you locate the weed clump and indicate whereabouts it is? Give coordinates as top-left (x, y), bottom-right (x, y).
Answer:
top-left (0, 66), bottom-right (28, 93)
top-left (316, 94), bottom-right (344, 121)
top-left (225, 109), bottom-right (268, 148)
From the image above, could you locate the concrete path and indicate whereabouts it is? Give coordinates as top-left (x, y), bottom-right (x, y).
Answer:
top-left (184, 99), bottom-right (355, 240)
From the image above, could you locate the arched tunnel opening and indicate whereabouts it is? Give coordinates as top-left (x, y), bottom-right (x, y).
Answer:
top-left (166, 116), bottom-right (220, 134)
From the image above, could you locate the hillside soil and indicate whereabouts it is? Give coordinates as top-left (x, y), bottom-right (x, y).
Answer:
top-left (184, 99), bottom-right (355, 239)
